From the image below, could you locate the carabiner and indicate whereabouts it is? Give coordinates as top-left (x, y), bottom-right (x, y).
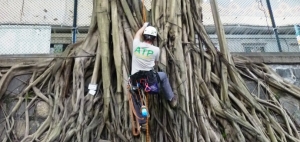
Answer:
top-left (144, 83), bottom-right (151, 92)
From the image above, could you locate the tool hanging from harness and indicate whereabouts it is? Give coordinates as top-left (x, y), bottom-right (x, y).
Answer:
top-left (127, 70), bottom-right (160, 137)
top-left (127, 85), bottom-right (146, 136)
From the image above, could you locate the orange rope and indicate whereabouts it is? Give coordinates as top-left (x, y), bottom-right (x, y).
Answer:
top-left (146, 93), bottom-right (150, 142)
top-left (128, 85), bottom-right (144, 120)
top-left (127, 82), bottom-right (150, 141)
top-left (141, 1), bottom-right (149, 139)
top-left (128, 89), bottom-right (141, 136)
top-left (143, 5), bottom-right (150, 142)
top-left (128, 91), bottom-right (144, 120)
top-left (142, 0), bottom-right (146, 22)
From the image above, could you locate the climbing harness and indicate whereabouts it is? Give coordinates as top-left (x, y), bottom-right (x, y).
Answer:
top-left (127, 70), bottom-right (159, 141)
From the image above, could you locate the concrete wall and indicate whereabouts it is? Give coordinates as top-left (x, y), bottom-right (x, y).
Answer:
top-left (231, 52), bottom-right (300, 86)
top-left (269, 64), bottom-right (300, 87)
top-left (210, 36), bottom-right (299, 52)
top-left (268, 64), bottom-right (300, 126)
top-left (233, 53), bottom-right (300, 126)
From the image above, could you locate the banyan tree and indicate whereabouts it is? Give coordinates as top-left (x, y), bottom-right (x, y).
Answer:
top-left (1, 0), bottom-right (300, 142)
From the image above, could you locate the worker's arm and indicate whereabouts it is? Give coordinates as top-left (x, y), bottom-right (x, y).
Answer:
top-left (134, 22), bottom-right (149, 40)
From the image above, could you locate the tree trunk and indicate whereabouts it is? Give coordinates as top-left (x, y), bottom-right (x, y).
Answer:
top-left (0, 0), bottom-right (300, 142)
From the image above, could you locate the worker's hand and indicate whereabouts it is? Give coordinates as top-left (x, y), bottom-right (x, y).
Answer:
top-left (143, 22), bottom-right (149, 27)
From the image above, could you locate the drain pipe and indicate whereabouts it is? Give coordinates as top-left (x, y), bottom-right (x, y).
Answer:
top-left (72, 0), bottom-right (78, 43)
top-left (266, 0), bottom-right (282, 52)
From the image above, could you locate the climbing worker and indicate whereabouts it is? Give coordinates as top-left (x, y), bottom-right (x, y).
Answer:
top-left (130, 22), bottom-right (178, 108)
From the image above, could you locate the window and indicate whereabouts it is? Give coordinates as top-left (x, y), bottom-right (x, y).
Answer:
top-left (243, 43), bottom-right (266, 53)
top-left (50, 44), bottom-right (69, 53)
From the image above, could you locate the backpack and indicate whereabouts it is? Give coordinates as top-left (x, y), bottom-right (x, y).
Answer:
top-left (130, 70), bottom-right (160, 94)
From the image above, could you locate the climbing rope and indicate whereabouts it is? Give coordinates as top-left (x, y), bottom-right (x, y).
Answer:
top-left (142, 0), bottom-right (146, 22)
top-left (128, 85), bottom-right (142, 136)
top-left (127, 83), bottom-right (150, 139)
top-left (146, 92), bottom-right (150, 142)
top-left (141, 0), bottom-right (150, 141)
top-left (127, 0), bottom-right (152, 139)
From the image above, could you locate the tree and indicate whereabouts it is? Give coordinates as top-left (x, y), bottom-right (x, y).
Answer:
top-left (1, 0), bottom-right (300, 141)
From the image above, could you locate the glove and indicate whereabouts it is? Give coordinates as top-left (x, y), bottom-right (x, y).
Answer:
top-left (143, 22), bottom-right (149, 27)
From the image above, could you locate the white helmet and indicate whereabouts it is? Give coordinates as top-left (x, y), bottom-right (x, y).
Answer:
top-left (143, 26), bottom-right (157, 37)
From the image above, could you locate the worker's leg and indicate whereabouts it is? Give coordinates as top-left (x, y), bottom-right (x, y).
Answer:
top-left (157, 72), bottom-right (174, 101)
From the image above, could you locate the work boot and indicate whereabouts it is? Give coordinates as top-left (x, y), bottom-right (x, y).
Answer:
top-left (169, 95), bottom-right (178, 108)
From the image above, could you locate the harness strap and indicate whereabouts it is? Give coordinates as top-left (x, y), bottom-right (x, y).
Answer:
top-left (127, 83), bottom-right (148, 136)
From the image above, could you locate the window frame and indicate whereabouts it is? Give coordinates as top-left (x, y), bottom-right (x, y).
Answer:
top-left (242, 43), bottom-right (266, 53)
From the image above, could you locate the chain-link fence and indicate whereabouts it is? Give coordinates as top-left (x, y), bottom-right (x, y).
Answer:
top-left (202, 0), bottom-right (300, 52)
top-left (0, 0), bottom-right (300, 54)
top-left (0, 0), bottom-right (92, 55)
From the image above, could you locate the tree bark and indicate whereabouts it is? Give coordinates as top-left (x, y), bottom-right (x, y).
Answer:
top-left (0, 0), bottom-right (300, 142)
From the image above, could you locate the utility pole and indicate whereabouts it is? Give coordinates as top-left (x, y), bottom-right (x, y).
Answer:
top-left (72, 0), bottom-right (78, 44)
top-left (266, 0), bottom-right (282, 52)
